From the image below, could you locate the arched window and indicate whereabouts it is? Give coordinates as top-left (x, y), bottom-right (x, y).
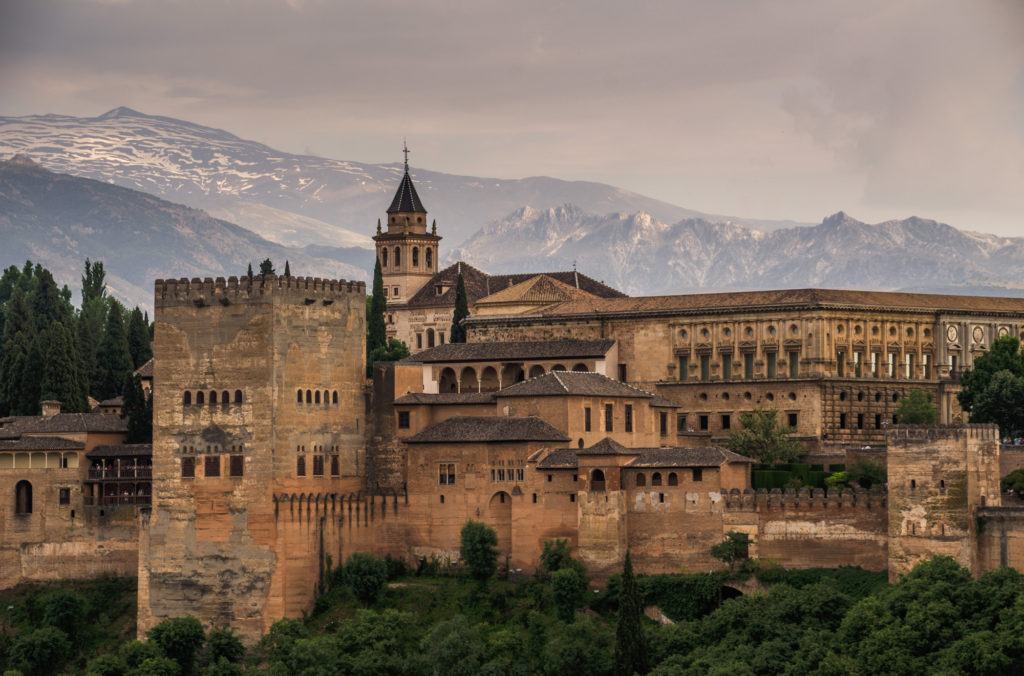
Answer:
top-left (427, 328), bottom-right (435, 348)
top-left (591, 469), bottom-right (606, 491)
top-left (235, 390), bottom-right (243, 403)
top-left (15, 480), bottom-right (32, 514)
top-left (668, 472), bottom-right (678, 486)
top-left (220, 391), bottom-right (228, 405)
top-left (529, 365), bottom-right (545, 378)
top-left (572, 363), bottom-right (588, 372)
top-left (426, 248), bottom-right (432, 269)
top-left (306, 390), bottom-right (312, 404)
top-left (381, 248), bottom-right (388, 267)
top-left (636, 473), bottom-right (646, 487)
top-left (183, 391), bottom-right (191, 406)
top-left (652, 472), bottom-right (663, 487)
top-left (439, 367), bottom-right (458, 393)
top-left (394, 246), bottom-right (401, 266)
top-left (323, 390), bottom-right (329, 405)
top-left (196, 391), bottom-right (205, 405)
top-left (315, 391), bottom-right (321, 404)
top-left (297, 390), bottom-right (303, 403)
top-left (412, 247), bottom-right (419, 267)
top-left (332, 391), bottom-right (338, 404)
top-left (210, 391), bottom-right (217, 405)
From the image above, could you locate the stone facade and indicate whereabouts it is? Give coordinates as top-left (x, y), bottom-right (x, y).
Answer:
top-left (138, 274), bottom-right (366, 643)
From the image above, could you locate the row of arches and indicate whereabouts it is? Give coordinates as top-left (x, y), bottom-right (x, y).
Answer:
top-left (183, 390), bottom-right (243, 406)
top-left (438, 363), bottom-right (589, 393)
top-left (380, 245), bottom-right (433, 270)
top-left (297, 389), bottom-right (340, 405)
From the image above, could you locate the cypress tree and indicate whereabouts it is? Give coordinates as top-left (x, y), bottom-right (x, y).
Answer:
top-left (121, 373), bottom-right (152, 443)
top-left (614, 551), bottom-right (649, 676)
top-left (40, 323), bottom-right (87, 413)
top-left (31, 268), bottom-right (71, 332)
top-left (20, 336), bottom-right (46, 415)
top-left (368, 258), bottom-right (387, 354)
top-left (259, 258), bottom-right (275, 276)
top-left (0, 331), bottom-right (28, 416)
top-left (450, 272), bottom-right (469, 343)
top-left (126, 307), bottom-right (153, 369)
top-left (76, 312), bottom-right (99, 400)
top-left (283, 260), bottom-right (291, 278)
top-left (96, 301), bottom-right (133, 401)
top-left (81, 258), bottom-right (107, 304)
top-left (246, 262), bottom-right (254, 283)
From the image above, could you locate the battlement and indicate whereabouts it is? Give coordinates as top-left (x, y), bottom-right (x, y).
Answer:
top-left (721, 486), bottom-right (886, 512)
top-left (154, 275), bottom-right (366, 308)
top-left (887, 423), bottom-right (1000, 445)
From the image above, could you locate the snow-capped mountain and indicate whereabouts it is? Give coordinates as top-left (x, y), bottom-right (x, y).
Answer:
top-left (0, 156), bottom-right (369, 310)
top-left (451, 207), bottom-right (1024, 296)
top-left (0, 107), bottom-right (797, 249)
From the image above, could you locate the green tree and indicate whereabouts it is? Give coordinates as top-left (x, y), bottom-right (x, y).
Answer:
top-left (551, 568), bottom-right (587, 622)
top-left (41, 588), bottom-right (86, 639)
top-left (96, 301), bottom-right (133, 400)
top-left (127, 307), bottom-right (153, 369)
top-left (450, 272), bottom-right (469, 343)
top-left (972, 370), bottom-right (1024, 438)
top-left (846, 458), bottom-right (887, 489)
top-left (147, 616), bottom-right (205, 676)
top-left (460, 520), bottom-right (499, 581)
top-left (368, 338), bottom-right (411, 374)
top-left (0, 330), bottom-right (29, 416)
top-left (81, 258), bottom-right (107, 305)
top-left (283, 260), bottom-right (291, 278)
top-left (367, 258), bottom-right (387, 361)
top-left (419, 614), bottom-right (488, 676)
top-left (8, 627), bottom-right (73, 676)
top-left (259, 258), bottom-right (275, 276)
top-left (614, 551), bottom-right (649, 676)
top-left (710, 531), bottom-right (750, 572)
top-left (1001, 469), bottom-right (1024, 494)
top-left (204, 627), bottom-right (244, 665)
top-left (959, 336), bottom-right (1024, 409)
top-left (40, 322), bottom-right (88, 412)
top-left (122, 373), bottom-right (153, 444)
top-left (895, 390), bottom-right (938, 424)
top-left (84, 652), bottom-right (126, 676)
top-left (724, 407), bottom-right (802, 465)
top-left (342, 552), bottom-right (388, 607)
top-left (246, 263), bottom-right (254, 283)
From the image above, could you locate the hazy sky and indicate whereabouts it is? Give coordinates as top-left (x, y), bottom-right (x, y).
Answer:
top-left (2, 0), bottom-right (1023, 236)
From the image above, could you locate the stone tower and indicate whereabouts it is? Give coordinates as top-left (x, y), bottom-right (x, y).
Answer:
top-left (139, 274), bottom-right (366, 643)
top-left (372, 149), bottom-right (441, 305)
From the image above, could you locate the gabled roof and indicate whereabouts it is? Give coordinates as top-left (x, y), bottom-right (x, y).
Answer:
top-left (135, 358), bottom-right (154, 379)
top-left (408, 339), bottom-right (615, 363)
top-left (387, 171), bottom-right (426, 214)
top-left (497, 371), bottom-right (652, 399)
top-left (475, 275), bottom-right (600, 306)
top-left (0, 436), bottom-right (85, 451)
top-left (535, 448), bottom-right (579, 469)
top-left (16, 413), bottom-right (128, 435)
top-left (393, 392), bottom-right (496, 406)
top-left (87, 444), bottom-right (153, 458)
top-left (405, 416), bottom-right (570, 443)
top-left (577, 437), bottom-right (637, 456)
top-left (536, 444), bottom-right (754, 469)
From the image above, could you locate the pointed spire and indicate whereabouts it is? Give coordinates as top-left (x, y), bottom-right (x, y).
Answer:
top-left (431, 219), bottom-right (437, 235)
top-left (403, 138), bottom-right (410, 173)
top-left (376, 218), bottom-right (382, 235)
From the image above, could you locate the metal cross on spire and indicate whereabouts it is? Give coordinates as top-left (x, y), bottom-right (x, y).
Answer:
top-left (402, 139), bottom-right (410, 173)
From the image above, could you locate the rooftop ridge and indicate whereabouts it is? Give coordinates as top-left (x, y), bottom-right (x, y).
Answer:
top-left (155, 275), bottom-right (365, 306)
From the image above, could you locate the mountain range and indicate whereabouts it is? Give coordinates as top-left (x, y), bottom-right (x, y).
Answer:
top-left (1, 106), bottom-right (1022, 302)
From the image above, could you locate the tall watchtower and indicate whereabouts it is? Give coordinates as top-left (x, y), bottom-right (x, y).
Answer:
top-left (139, 274), bottom-right (366, 643)
top-left (373, 144), bottom-right (441, 305)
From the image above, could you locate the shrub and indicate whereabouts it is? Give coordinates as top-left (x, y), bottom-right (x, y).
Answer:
top-left (846, 459), bottom-right (886, 488)
top-left (147, 616), bottom-right (205, 676)
top-left (460, 520), bottom-right (499, 581)
top-left (8, 627), bottom-right (72, 676)
top-left (343, 552), bottom-right (388, 607)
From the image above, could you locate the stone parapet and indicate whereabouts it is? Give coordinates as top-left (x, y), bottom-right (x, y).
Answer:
top-left (154, 275), bottom-right (365, 308)
top-left (887, 423), bottom-right (1000, 445)
top-left (721, 486), bottom-right (886, 512)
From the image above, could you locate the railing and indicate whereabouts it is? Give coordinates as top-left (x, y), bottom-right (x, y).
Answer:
top-left (95, 494), bottom-right (152, 506)
top-left (88, 467), bottom-right (153, 480)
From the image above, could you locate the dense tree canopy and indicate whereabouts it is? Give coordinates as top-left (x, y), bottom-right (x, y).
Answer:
top-left (460, 520), bottom-right (499, 581)
top-left (959, 335), bottom-right (1024, 437)
top-left (724, 407), bottom-right (802, 465)
top-left (450, 272), bottom-right (469, 343)
top-left (896, 389), bottom-right (939, 424)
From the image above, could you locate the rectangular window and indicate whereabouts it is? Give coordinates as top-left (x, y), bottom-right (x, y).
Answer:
top-left (181, 457), bottom-right (195, 478)
top-left (905, 353), bottom-right (914, 379)
top-left (59, 488), bottom-right (70, 505)
top-left (297, 456), bottom-right (306, 477)
top-left (498, 469), bottom-right (505, 481)
top-left (491, 469), bottom-right (496, 481)
top-left (722, 355), bottom-right (732, 380)
top-left (871, 352), bottom-right (880, 377)
top-left (744, 353), bottom-right (754, 379)
top-left (416, 334), bottom-right (423, 349)
top-left (700, 354), bottom-right (711, 381)
top-left (721, 414), bottom-right (731, 430)
top-left (837, 350), bottom-right (845, 377)
top-left (767, 352), bottom-right (777, 378)
top-left (392, 287), bottom-right (398, 296)
top-left (692, 468), bottom-right (703, 482)
top-left (857, 413), bottom-right (864, 430)
top-left (547, 474), bottom-right (552, 482)
top-left (660, 412), bottom-right (668, 436)
top-left (313, 455), bottom-right (325, 477)
top-left (888, 353), bottom-right (896, 378)
top-left (331, 455), bottom-right (340, 477)
top-left (625, 405), bottom-right (633, 432)
top-left (618, 363), bottom-right (627, 382)
top-left (570, 494), bottom-right (576, 503)
top-left (699, 414), bottom-right (709, 431)
top-left (605, 404), bottom-right (614, 432)
top-left (924, 354), bottom-right (932, 379)
top-left (439, 463), bottom-right (455, 485)
top-left (854, 352), bottom-right (863, 377)
top-left (788, 350), bottom-right (799, 378)
top-left (517, 468), bottom-right (524, 481)
top-left (383, 287), bottom-right (388, 297)
top-left (204, 455), bottom-right (220, 478)
top-left (397, 411), bottom-right (410, 429)
top-left (839, 413), bottom-right (847, 429)
top-left (229, 455), bottom-right (244, 477)
top-left (532, 493), bottom-right (537, 503)
top-left (875, 413), bottom-right (882, 429)
top-left (787, 412), bottom-right (798, 428)
top-left (584, 407), bottom-right (591, 432)
top-left (950, 354), bottom-right (959, 374)
top-left (679, 355), bottom-right (688, 381)
top-left (677, 413), bottom-right (687, 431)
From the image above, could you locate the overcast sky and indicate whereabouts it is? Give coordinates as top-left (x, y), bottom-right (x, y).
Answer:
top-left (1, 0), bottom-right (1022, 236)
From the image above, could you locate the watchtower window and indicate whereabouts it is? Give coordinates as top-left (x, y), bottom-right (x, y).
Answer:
top-left (229, 455), bottom-right (244, 477)
top-left (210, 391), bottom-right (217, 405)
top-left (652, 472), bottom-right (662, 487)
top-left (222, 390), bottom-right (229, 404)
top-left (235, 390), bottom-right (243, 404)
top-left (660, 412), bottom-right (668, 436)
top-left (315, 391), bottom-right (321, 404)
top-left (439, 463), bottom-right (456, 485)
top-left (394, 246), bottom-right (401, 266)
top-left (381, 248), bottom-right (388, 267)
top-left (15, 480), bottom-right (32, 514)
top-left (331, 455), bottom-right (340, 477)
top-left (692, 468), bottom-right (703, 482)
top-left (332, 391), bottom-right (338, 404)
top-left (412, 247), bottom-right (419, 267)
top-left (306, 390), bottom-right (312, 404)
top-left (426, 248), bottom-right (433, 269)
top-left (204, 456), bottom-right (220, 478)
top-left (668, 472), bottom-right (678, 486)
top-left (296, 456), bottom-right (306, 477)
top-left (297, 390), bottom-right (303, 403)
top-left (181, 457), bottom-right (195, 479)
top-left (196, 391), bottom-right (205, 405)
top-left (427, 328), bottom-right (435, 348)
top-left (183, 391), bottom-right (191, 406)
top-left (397, 411), bottom-right (410, 429)
top-left (591, 469), bottom-right (606, 491)
top-left (312, 455), bottom-right (324, 477)
top-left (59, 487), bottom-right (70, 505)
top-left (584, 407), bottom-right (591, 432)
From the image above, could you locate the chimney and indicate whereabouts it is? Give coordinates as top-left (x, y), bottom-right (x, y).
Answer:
top-left (41, 400), bottom-right (62, 418)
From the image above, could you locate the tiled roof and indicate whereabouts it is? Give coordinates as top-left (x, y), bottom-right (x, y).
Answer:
top-left (476, 275), bottom-right (600, 306)
top-left (627, 446), bottom-right (755, 467)
top-left (577, 438), bottom-right (637, 456)
top-left (649, 395), bottom-right (680, 408)
top-left (0, 436), bottom-right (85, 451)
top-left (87, 444), bottom-right (153, 458)
top-left (17, 413), bottom-right (128, 434)
top-left (393, 392), bottom-right (496, 405)
top-left (497, 371), bottom-right (653, 399)
top-left (536, 448), bottom-right (580, 469)
top-left (408, 339), bottom-right (615, 363)
top-left (402, 262), bottom-right (625, 310)
top-left (526, 288), bottom-right (1024, 318)
top-left (387, 171), bottom-right (426, 213)
top-left (99, 397), bottom-right (123, 407)
top-left (135, 358), bottom-right (154, 378)
top-left (405, 416), bottom-right (570, 443)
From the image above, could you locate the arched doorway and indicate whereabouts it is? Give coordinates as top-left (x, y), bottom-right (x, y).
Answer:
top-left (439, 367), bottom-right (458, 393)
top-left (487, 491), bottom-right (513, 567)
top-left (15, 480), bottom-right (32, 514)
top-left (480, 366), bottom-right (499, 392)
top-left (460, 367), bottom-right (479, 392)
top-left (590, 469), bottom-right (606, 491)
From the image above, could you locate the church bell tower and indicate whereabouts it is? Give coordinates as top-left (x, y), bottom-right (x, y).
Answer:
top-left (373, 143), bottom-right (441, 305)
